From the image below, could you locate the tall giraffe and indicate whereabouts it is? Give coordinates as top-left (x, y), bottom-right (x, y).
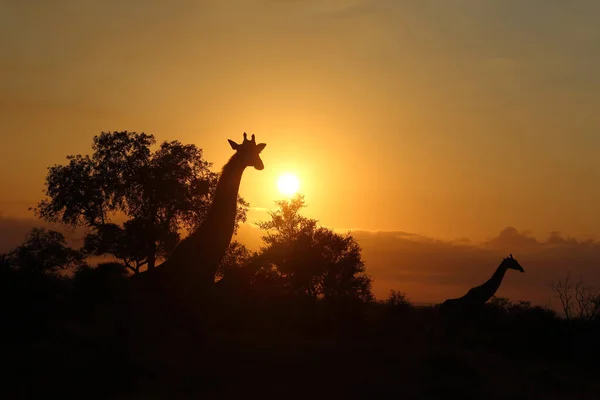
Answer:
top-left (141, 132), bottom-right (266, 295)
top-left (438, 254), bottom-right (524, 324)
top-left (114, 134), bottom-right (266, 355)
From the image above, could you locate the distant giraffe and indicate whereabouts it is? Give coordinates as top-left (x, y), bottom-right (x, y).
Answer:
top-left (438, 254), bottom-right (525, 325)
top-left (139, 132), bottom-right (266, 298)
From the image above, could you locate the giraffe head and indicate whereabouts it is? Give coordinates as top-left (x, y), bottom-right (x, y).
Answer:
top-left (502, 254), bottom-right (524, 272)
top-left (228, 132), bottom-right (267, 170)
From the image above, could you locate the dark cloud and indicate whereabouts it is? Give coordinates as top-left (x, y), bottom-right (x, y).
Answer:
top-left (483, 226), bottom-right (541, 250)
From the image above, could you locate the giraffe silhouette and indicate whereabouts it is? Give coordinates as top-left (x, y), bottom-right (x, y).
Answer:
top-left (438, 254), bottom-right (524, 327)
top-left (111, 134), bottom-right (266, 359)
top-left (136, 132), bottom-right (266, 298)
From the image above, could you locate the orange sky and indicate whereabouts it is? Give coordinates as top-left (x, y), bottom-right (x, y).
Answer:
top-left (1, 0), bottom-right (600, 244)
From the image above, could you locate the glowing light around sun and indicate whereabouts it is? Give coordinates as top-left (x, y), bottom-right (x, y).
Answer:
top-left (277, 173), bottom-right (300, 196)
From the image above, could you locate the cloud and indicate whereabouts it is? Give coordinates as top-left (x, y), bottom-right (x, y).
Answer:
top-left (483, 226), bottom-right (541, 250)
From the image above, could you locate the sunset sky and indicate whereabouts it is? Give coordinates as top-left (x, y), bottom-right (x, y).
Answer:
top-left (1, 1), bottom-right (599, 303)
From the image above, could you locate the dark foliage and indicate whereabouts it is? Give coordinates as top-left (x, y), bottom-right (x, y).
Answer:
top-left (252, 194), bottom-right (374, 303)
top-left (1, 227), bottom-right (85, 275)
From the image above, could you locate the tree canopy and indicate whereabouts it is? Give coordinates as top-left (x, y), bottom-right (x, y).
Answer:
top-left (1, 228), bottom-right (84, 276)
top-left (253, 195), bottom-right (373, 302)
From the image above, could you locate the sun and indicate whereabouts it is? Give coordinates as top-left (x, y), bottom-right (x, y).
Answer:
top-left (277, 173), bottom-right (300, 196)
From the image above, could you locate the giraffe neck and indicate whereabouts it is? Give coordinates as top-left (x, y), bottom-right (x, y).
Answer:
top-left (440, 262), bottom-right (510, 315)
top-left (479, 264), bottom-right (507, 302)
top-left (164, 153), bottom-right (247, 278)
top-left (202, 154), bottom-right (246, 230)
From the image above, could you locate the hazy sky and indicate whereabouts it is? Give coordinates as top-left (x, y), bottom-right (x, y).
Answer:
top-left (1, 0), bottom-right (599, 242)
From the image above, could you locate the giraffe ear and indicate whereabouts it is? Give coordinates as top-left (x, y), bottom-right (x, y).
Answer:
top-left (256, 143), bottom-right (266, 153)
top-left (228, 139), bottom-right (239, 150)
top-left (510, 254), bottom-right (513, 259)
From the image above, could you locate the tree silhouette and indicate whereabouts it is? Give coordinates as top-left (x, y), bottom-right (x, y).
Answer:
top-left (552, 274), bottom-right (600, 321)
top-left (33, 131), bottom-right (249, 273)
top-left (256, 195), bottom-right (373, 302)
top-left (3, 228), bottom-right (84, 276)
